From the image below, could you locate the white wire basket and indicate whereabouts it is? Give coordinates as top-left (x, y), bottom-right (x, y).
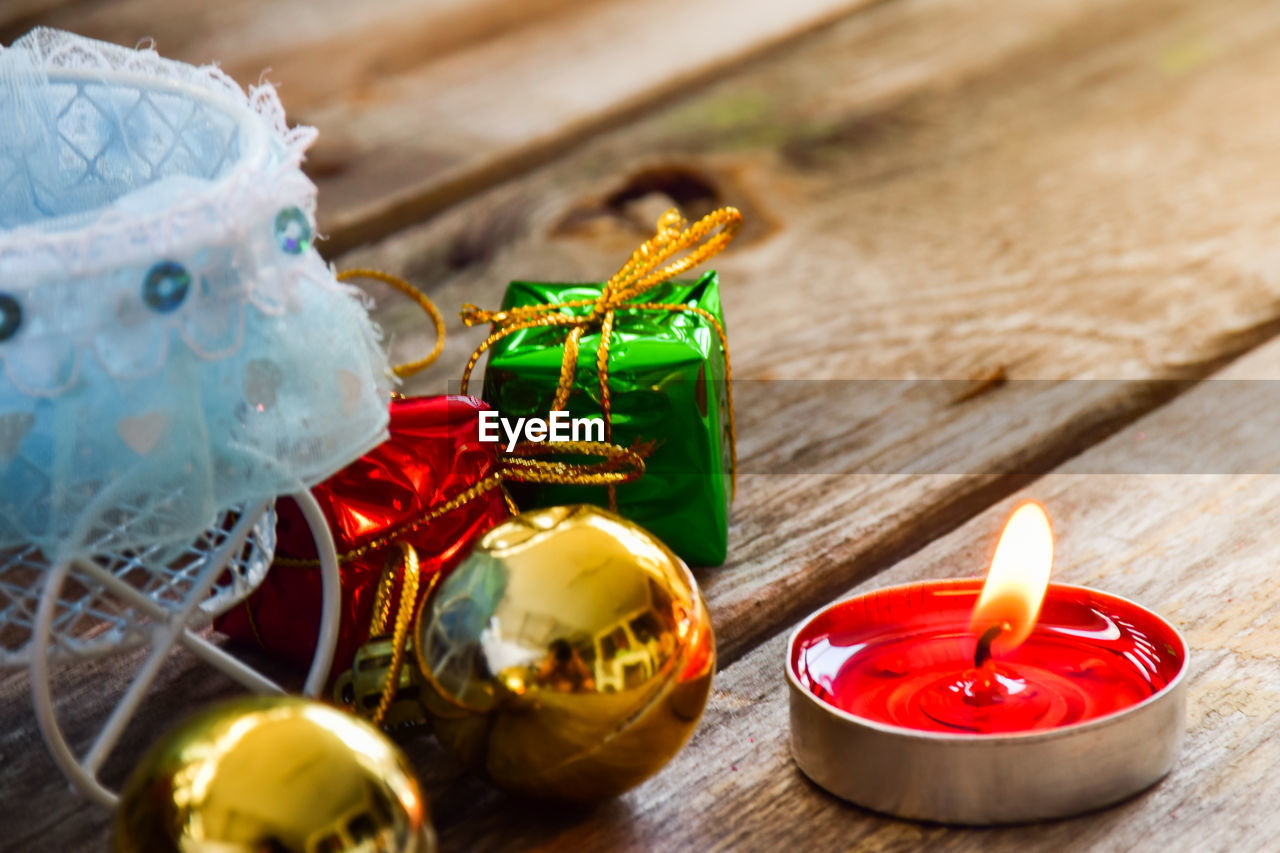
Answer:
top-left (0, 501), bottom-right (277, 669)
top-left (21, 492), bottom-right (340, 807)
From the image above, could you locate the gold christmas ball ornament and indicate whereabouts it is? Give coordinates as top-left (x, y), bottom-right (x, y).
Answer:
top-left (413, 504), bottom-right (716, 802)
top-left (112, 696), bottom-right (436, 853)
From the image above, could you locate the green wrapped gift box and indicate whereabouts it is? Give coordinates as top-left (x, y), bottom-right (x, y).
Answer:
top-left (478, 270), bottom-right (734, 565)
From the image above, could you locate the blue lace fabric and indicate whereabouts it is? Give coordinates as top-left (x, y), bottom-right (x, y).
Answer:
top-left (0, 29), bottom-right (392, 561)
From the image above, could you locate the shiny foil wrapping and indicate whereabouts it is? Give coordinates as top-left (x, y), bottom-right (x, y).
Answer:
top-left (216, 395), bottom-right (509, 679)
top-left (481, 271), bottom-right (732, 566)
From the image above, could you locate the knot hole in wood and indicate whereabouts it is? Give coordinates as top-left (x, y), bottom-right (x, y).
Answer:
top-left (553, 164), bottom-right (773, 248)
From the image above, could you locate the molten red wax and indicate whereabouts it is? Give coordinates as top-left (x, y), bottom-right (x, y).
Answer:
top-left (791, 580), bottom-right (1184, 734)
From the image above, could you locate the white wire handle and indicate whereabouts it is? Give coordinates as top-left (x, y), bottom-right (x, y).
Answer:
top-left (27, 490), bottom-right (339, 805)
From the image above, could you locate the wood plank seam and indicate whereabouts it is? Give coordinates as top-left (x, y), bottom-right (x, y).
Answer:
top-left (315, 0), bottom-right (897, 256)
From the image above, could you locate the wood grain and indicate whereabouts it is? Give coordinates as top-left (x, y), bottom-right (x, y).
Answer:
top-left (1, 0), bottom-right (589, 101)
top-left (342, 0), bottom-right (1280, 669)
top-left (451, 332), bottom-right (1280, 853)
top-left (0, 0), bottom-right (83, 38)
top-left (5, 0), bottom-right (885, 253)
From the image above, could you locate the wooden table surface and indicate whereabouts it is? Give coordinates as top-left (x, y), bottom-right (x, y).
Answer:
top-left (4, 1), bottom-right (1280, 850)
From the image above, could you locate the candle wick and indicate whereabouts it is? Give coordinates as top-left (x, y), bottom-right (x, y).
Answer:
top-left (974, 623), bottom-right (1006, 669)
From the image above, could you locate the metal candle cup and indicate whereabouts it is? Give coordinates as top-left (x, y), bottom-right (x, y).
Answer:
top-left (787, 579), bottom-right (1188, 824)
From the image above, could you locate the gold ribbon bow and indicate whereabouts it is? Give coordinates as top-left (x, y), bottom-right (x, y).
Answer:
top-left (458, 207), bottom-right (743, 508)
top-left (365, 541), bottom-right (423, 726)
top-left (275, 440), bottom-right (644, 569)
top-left (342, 440), bottom-right (646, 725)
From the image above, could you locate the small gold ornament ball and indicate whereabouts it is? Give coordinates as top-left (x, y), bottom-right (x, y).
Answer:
top-left (413, 504), bottom-right (716, 802)
top-left (112, 696), bottom-right (436, 853)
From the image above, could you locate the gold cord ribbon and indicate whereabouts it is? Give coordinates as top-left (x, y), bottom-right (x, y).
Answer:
top-left (366, 541), bottom-right (422, 726)
top-left (274, 439), bottom-right (644, 568)
top-left (458, 207), bottom-right (742, 508)
top-left (337, 268), bottom-right (445, 379)
top-left (342, 442), bottom-right (644, 726)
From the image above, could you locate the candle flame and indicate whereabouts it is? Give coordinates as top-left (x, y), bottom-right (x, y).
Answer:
top-left (970, 501), bottom-right (1053, 657)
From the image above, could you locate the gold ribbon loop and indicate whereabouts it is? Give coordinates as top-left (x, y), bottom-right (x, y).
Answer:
top-left (458, 207), bottom-right (742, 506)
top-left (368, 541), bottom-right (421, 726)
top-left (274, 440), bottom-right (645, 568)
top-left (351, 444), bottom-right (644, 726)
top-left (499, 440), bottom-right (645, 486)
top-left (338, 268), bottom-right (446, 379)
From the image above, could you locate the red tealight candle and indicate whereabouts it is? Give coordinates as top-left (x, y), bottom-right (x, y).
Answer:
top-left (787, 502), bottom-right (1188, 824)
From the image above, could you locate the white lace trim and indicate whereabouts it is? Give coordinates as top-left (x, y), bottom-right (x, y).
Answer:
top-left (0, 28), bottom-right (353, 400)
top-left (0, 27), bottom-right (319, 277)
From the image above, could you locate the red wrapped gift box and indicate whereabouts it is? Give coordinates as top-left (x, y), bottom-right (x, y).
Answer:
top-left (217, 395), bottom-right (509, 679)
